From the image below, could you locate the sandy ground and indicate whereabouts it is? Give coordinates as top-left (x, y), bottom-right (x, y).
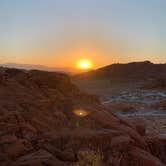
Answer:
top-left (104, 89), bottom-right (166, 136)
top-left (74, 79), bottom-right (166, 136)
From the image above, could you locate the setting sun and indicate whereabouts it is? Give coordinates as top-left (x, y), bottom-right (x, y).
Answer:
top-left (77, 59), bottom-right (93, 70)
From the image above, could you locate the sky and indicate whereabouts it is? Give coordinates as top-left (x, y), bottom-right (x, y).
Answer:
top-left (0, 0), bottom-right (166, 68)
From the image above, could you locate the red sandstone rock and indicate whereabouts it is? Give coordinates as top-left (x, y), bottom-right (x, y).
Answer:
top-left (127, 147), bottom-right (165, 166)
top-left (146, 136), bottom-right (166, 164)
top-left (0, 67), bottom-right (165, 166)
top-left (12, 149), bottom-right (67, 166)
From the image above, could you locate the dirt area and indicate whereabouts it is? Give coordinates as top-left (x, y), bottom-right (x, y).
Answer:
top-left (74, 79), bottom-right (166, 137)
top-left (74, 79), bottom-right (141, 98)
top-left (103, 89), bottom-right (166, 136)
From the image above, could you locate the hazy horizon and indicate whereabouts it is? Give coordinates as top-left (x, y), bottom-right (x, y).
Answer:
top-left (0, 0), bottom-right (166, 69)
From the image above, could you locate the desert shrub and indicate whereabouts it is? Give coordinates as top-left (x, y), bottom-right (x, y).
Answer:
top-left (76, 150), bottom-right (103, 166)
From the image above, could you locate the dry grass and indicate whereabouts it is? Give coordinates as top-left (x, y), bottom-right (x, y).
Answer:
top-left (76, 150), bottom-right (103, 166)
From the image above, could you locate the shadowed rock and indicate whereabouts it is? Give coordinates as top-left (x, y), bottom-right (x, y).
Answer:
top-left (0, 67), bottom-right (165, 166)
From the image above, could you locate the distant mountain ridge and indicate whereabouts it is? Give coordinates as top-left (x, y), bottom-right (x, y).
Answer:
top-left (75, 61), bottom-right (166, 81)
top-left (0, 63), bottom-right (75, 73)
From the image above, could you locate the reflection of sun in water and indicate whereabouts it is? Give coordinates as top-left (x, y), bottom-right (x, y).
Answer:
top-left (77, 59), bottom-right (93, 70)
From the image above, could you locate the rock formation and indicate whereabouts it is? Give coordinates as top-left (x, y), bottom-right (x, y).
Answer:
top-left (75, 61), bottom-right (166, 83)
top-left (0, 67), bottom-right (165, 166)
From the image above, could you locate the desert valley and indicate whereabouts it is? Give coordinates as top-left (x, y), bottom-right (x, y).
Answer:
top-left (1, 0), bottom-right (166, 165)
top-left (0, 61), bottom-right (166, 166)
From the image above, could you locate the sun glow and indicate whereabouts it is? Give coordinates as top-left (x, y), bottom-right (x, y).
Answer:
top-left (73, 109), bottom-right (89, 117)
top-left (77, 59), bottom-right (93, 70)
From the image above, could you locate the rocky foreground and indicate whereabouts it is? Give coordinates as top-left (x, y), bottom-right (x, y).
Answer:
top-left (0, 67), bottom-right (166, 166)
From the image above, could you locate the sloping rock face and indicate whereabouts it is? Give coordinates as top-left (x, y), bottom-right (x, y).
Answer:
top-left (146, 136), bottom-right (166, 165)
top-left (0, 67), bottom-right (165, 166)
top-left (142, 78), bottom-right (166, 90)
top-left (75, 61), bottom-right (166, 82)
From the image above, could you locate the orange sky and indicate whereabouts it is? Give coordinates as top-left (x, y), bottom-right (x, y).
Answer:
top-left (1, 0), bottom-right (166, 69)
top-left (0, 0), bottom-right (166, 68)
